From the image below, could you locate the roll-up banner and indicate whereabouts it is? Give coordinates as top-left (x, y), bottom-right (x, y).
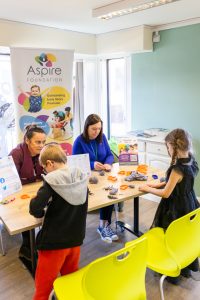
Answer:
top-left (10, 48), bottom-right (74, 154)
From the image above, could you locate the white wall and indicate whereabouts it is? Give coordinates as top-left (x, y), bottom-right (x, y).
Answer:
top-left (0, 20), bottom-right (96, 54)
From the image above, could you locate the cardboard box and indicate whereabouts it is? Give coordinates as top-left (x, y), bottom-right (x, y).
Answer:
top-left (118, 138), bottom-right (138, 165)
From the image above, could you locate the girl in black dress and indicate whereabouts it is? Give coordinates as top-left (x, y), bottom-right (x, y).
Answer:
top-left (139, 128), bottom-right (200, 282)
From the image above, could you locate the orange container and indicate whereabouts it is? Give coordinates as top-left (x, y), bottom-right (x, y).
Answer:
top-left (118, 170), bottom-right (125, 175)
top-left (107, 176), bottom-right (117, 182)
top-left (136, 164), bottom-right (148, 174)
top-left (20, 194), bottom-right (30, 199)
top-left (120, 184), bottom-right (128, 190)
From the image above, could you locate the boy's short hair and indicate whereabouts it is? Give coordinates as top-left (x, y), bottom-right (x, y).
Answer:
top-left (39, 144), bottom-right (67, 165)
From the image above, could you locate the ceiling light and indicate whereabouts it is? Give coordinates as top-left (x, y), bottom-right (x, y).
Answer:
top-left (92, 0), bottom-right (181, 20)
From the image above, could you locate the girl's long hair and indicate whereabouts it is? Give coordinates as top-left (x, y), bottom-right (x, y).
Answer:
top-left (165, 128), bottom-right (192, 165)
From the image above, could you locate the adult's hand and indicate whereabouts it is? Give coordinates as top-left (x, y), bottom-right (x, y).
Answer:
top-left (103, 164), bottom-right (112, 171)
top-left (94, 161), bottom-right (104, 170)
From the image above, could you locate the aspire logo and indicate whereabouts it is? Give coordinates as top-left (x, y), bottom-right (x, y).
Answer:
top-left (27, 52), bottom-right (61, 77)
top-left (35, 53), bottom-right (56, 67)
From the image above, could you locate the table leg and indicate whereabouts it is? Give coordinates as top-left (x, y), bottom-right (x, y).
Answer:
top-left (116, 196), bottom-right (143, 237)
top-left (19, 229), bottom-right (37, 277)
top-left (30, 229), bottom-right (37, 277)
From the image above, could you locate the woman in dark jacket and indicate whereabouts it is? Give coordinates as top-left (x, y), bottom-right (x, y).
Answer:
top-left (9, 125), bottom-right (46, 259)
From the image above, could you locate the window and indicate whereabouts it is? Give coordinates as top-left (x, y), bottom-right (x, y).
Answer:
top-left (99, 56), bottom-right (131, 139)
top-left (83, 59), bottom-right (99, 120)
top-left (0, 53), bottom-right (16, 157)
top-left (73, 58), bottom-right (100, 138)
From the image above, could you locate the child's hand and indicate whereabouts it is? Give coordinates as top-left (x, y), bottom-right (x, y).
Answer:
top-left (146, 182), bottom-right (157, 188)
top-left (139, 184), bottom-right (151, 192)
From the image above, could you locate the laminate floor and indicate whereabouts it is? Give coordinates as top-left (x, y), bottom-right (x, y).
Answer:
top-left (0, 198), bottom-right (199, 300)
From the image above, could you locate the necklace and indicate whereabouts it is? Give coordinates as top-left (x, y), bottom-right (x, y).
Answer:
top-left (90, 140), bottom-right (98, 160)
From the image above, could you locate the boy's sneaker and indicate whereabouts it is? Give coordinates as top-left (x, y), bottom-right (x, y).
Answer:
top-left (105, 225), bottom-right (119, 241)
top-left (97, 226), bottom-right (112, 243)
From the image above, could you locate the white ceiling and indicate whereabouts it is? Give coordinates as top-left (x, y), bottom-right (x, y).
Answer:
top-left (0, 0), bottom-right (199, 34)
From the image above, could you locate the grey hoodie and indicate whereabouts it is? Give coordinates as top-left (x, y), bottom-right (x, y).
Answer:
top-left (42, 165), bottom-right (88, 205)
top-left (29, 165), bottom-right (88, 250)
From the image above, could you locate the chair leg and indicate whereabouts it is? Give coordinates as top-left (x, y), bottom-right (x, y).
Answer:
top-left (114, 204), bottom-right (119, 230)
top-left (159, 274), bottom-right (167, 300)
top-left (48, 289), bottom-right (56, 300)
top-left (118, 201), bottom-right (124, 212)
top-left (0, 223), bottom-right (6, 256)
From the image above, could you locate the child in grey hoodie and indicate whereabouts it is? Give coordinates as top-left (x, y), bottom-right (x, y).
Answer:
top-left (30, 144), bottom-right (88, 300)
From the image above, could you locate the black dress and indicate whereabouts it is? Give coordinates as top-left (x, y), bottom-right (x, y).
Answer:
top-left (152, 154), bottom-right (200, 273)
top-left (152, 154), bottom-right (199, 230)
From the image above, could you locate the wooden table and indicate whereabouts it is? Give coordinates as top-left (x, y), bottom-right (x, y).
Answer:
top-left (0, 163), bottom-right (164, 276)
top-left (88, 164), bottom-right (164, 235)
top-left (0, 181), bottom-right (43, 275)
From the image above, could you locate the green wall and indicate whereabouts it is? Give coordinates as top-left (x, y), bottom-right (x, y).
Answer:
top-left (132, 24), bottom-right (200, 195)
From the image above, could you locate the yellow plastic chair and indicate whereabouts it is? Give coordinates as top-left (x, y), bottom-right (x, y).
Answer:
top-left (53, 236), bottom-right (147, 300)
top-left (144, 207), bottom-right (200, 300)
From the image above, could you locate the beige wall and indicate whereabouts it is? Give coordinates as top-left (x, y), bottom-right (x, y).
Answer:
top-left (0, 19), bottom-right (96, 54)
top-left (96, 25), bottom-right (153, 55)
top-left (0, 20), bottom-right (152, 55)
